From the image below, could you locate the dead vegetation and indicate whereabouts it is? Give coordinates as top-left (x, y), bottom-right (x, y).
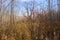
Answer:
top-left (0, 0), bottom-right (60, 40)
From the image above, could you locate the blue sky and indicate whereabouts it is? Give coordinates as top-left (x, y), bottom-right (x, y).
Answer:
top-left (19, 0), bottom-right (57, 15)
top-left (19, 0), bottom-right (57, 10)
top-left (3, 0), bottom-right (57, 16)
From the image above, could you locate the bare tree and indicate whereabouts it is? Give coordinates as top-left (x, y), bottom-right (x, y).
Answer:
top-left (57, 0), bottom-right (60, 21)
top-left (10, 0), bottom-right (15, 25)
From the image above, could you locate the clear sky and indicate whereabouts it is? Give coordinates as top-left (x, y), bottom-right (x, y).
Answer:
top-left (19, 0), bottom-right (57, 15)
top-left (3, 0), bottom-right (57, 16)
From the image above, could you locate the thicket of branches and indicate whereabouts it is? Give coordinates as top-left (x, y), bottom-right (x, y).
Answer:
top-left (0, 0), bottom-right (60, 40)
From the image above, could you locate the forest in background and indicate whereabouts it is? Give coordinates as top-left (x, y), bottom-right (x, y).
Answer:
top-left (0, 0), bottom-right (60, 40)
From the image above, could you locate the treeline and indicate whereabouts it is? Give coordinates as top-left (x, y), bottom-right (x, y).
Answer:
top-left (0, 0), bottom-right (60, 40)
